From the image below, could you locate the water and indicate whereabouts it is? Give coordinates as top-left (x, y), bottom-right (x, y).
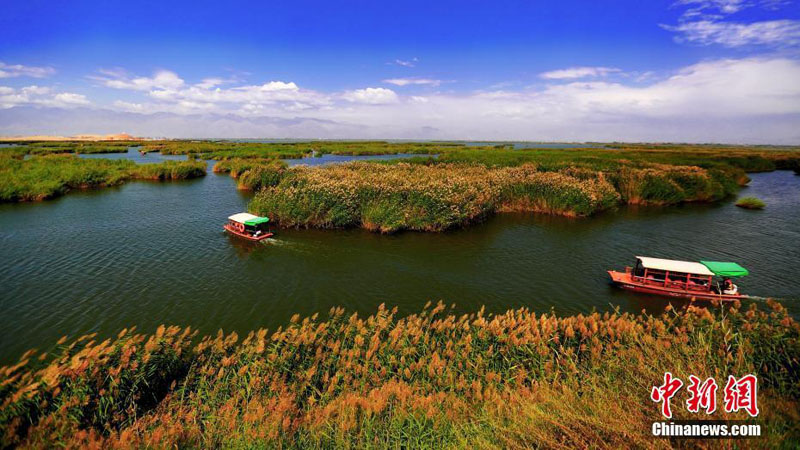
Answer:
top-left (1, 170), bottom-right (798, 364)
top-left (77, 147), bottom-right (435, 167)
top-left (79, 147), bottom-right (187, 164)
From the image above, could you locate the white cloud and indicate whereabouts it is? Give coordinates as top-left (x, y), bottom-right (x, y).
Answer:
top-left (383, 78), bottom-right (442, 86)
top-left (663, 19), bottom-right (800, 46)
top-left (341, 87), bottom-right (399, 104)
top-left (539, 67), bottom-right (622, 80)
top-left (0, 85), bottom-right (89, 109)
top-left (391, 58), bottom-right (418, 67)
top-left (195, 78), bottom-right (227, 89)
top-left (112, 100), bottom-right (146, 112)
top-left (52, 93), bottom-right (90, 105)
top-left (97, 70), bottom-right (185, 91)
top-left (93, 70), bottom-right (325, 115)
top-left (0, 62), bottom-right (56, 79)
top-left (675, 0), bottom-right (752, 14)
top-left (665, 0), bottom-right (799, 47)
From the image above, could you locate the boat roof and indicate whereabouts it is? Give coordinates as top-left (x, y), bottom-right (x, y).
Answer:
top-left (701, 261), bottom-right (749, 277)
top-left (636, 256), bottom-right (715, 276)
top-left (228, 212), bottom-right (270, 225)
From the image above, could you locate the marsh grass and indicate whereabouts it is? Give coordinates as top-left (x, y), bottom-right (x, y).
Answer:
top-left (213, 159), bottom-right (288, 190)
top-left (1, 301), bottom-right (798, 448)
top-left (143, 141), bottom-right (457, 160)
top-left (249, 163), bottom-right (620, 232)
top-left (0, 155), bottom-right (206, 202)
top-left (248, 162), bottom-right (741, 233)
top-left (12, 141), bottom-right (140, 156)
top-left (736, 197), bottom-right (767, 209)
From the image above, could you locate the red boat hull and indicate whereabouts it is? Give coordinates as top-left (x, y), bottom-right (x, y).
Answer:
top-left (608, 270), bottom-right (745, 301)
top-left (223, 224), bottom-right (273, 241)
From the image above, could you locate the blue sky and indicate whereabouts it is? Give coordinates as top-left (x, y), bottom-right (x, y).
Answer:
top-left (1, 0), bottom-right (799, 142)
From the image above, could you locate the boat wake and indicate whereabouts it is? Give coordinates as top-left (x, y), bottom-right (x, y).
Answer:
top-left (744, 295), bottom-right (795, 303)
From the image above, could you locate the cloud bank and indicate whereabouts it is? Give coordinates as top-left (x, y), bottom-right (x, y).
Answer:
top-left (1, 58), bottom-right (799, 143)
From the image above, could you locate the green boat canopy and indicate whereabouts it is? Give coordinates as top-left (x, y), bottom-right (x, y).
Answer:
top-left (700, 261), bottom-right (749, 277)
top-left (244, 217), bottom-right (270, 226)
top-left (228, 212), bottom-right (270, 226)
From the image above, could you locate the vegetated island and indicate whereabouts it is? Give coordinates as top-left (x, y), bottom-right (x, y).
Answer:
top-left (0, 301), bottom-right (797, 447)
top-left (736, 197), bottom-right (767, 209)
top-left (0, 154), bottom-right (206, 202)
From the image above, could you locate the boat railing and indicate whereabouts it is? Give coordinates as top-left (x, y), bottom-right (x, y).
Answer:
top-left (633, 268), bottom-right (713, 293)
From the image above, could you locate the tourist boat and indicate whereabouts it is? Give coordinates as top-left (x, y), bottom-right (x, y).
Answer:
top-left (224, 213), bottom-right (274, 241)
top-left (608, 256), bottom-right (749, 301)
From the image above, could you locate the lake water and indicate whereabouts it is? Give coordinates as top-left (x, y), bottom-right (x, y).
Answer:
top-left (1, 167), bottom-right (798, 364)
top-left (78, 148), bottom-right (436, 167)
top-left (80, 147), bottom-right (187, 164)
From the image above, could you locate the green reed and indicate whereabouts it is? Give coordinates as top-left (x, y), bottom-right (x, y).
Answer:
top-left (0, 155), bottom-right (206, 202)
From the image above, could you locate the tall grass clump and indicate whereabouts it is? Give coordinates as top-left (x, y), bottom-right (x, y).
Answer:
top-left (19, 141), bottom-right (139, 155)
top-left (213, 158), bottom-right (288, 190)
top-left (0, 155), bottom-right (206, 202)
top-left (1, 301), bottom-right (798, 448)
top-left (250, 162), bottom-right (620, 233)
top-left (132, 160), bottom-right (207, 180)
top-left (248, 161), bottom-right (739, 233)
top-left (736, 197), bottom-right (766, 209)
top-left (607, 164), bottom-right (742, 205)
top-left (0, 154), bottom-right (133, 202)
top-left (495, 165), bottom-right (619, 216)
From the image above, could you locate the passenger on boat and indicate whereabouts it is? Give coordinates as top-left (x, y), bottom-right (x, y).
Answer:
top-left (722, 278), bottom-right (738, 295)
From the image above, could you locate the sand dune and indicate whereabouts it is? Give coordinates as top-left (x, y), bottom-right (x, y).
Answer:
top-left (0, 133), bottom-right (144, 141)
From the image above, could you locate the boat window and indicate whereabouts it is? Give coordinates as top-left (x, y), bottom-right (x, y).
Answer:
top-left (668, 272), bottom-right (688, 282)
top-left (647, 269), bottom-right (666, 280)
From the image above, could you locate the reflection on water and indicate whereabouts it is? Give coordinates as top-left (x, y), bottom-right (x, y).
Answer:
top-left (0, 170), bottom-right (798, 364)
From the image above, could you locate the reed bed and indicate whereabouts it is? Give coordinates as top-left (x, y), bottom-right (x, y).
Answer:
top-left (11, 141), bottom-right (140, 156)
top-left (0, 155), bottom-right (206, 202)
top-left (249, 163), bottom-right (620, 232)
top-left (143, 141), bottom-right (457, 161)
top-left (213, 159), bottom-right (288, 190)
top-left (248, 162), bottom-right (742, 233)
top-left (606, 164), bottom-right (743, 205)
top-left (434, 144), bottom-right (800, 173)
top-left (1, 301), bottom-right (797, 448)
top-left (736, 197), bottom-right (767, 210)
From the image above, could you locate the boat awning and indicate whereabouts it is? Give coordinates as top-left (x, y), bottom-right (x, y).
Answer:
top-left (636, 256), bottom-right (715, 276)
top-left (228, 212), bottom-right (269, 225)
top-left (701, 261), bottom-right (749, 277)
